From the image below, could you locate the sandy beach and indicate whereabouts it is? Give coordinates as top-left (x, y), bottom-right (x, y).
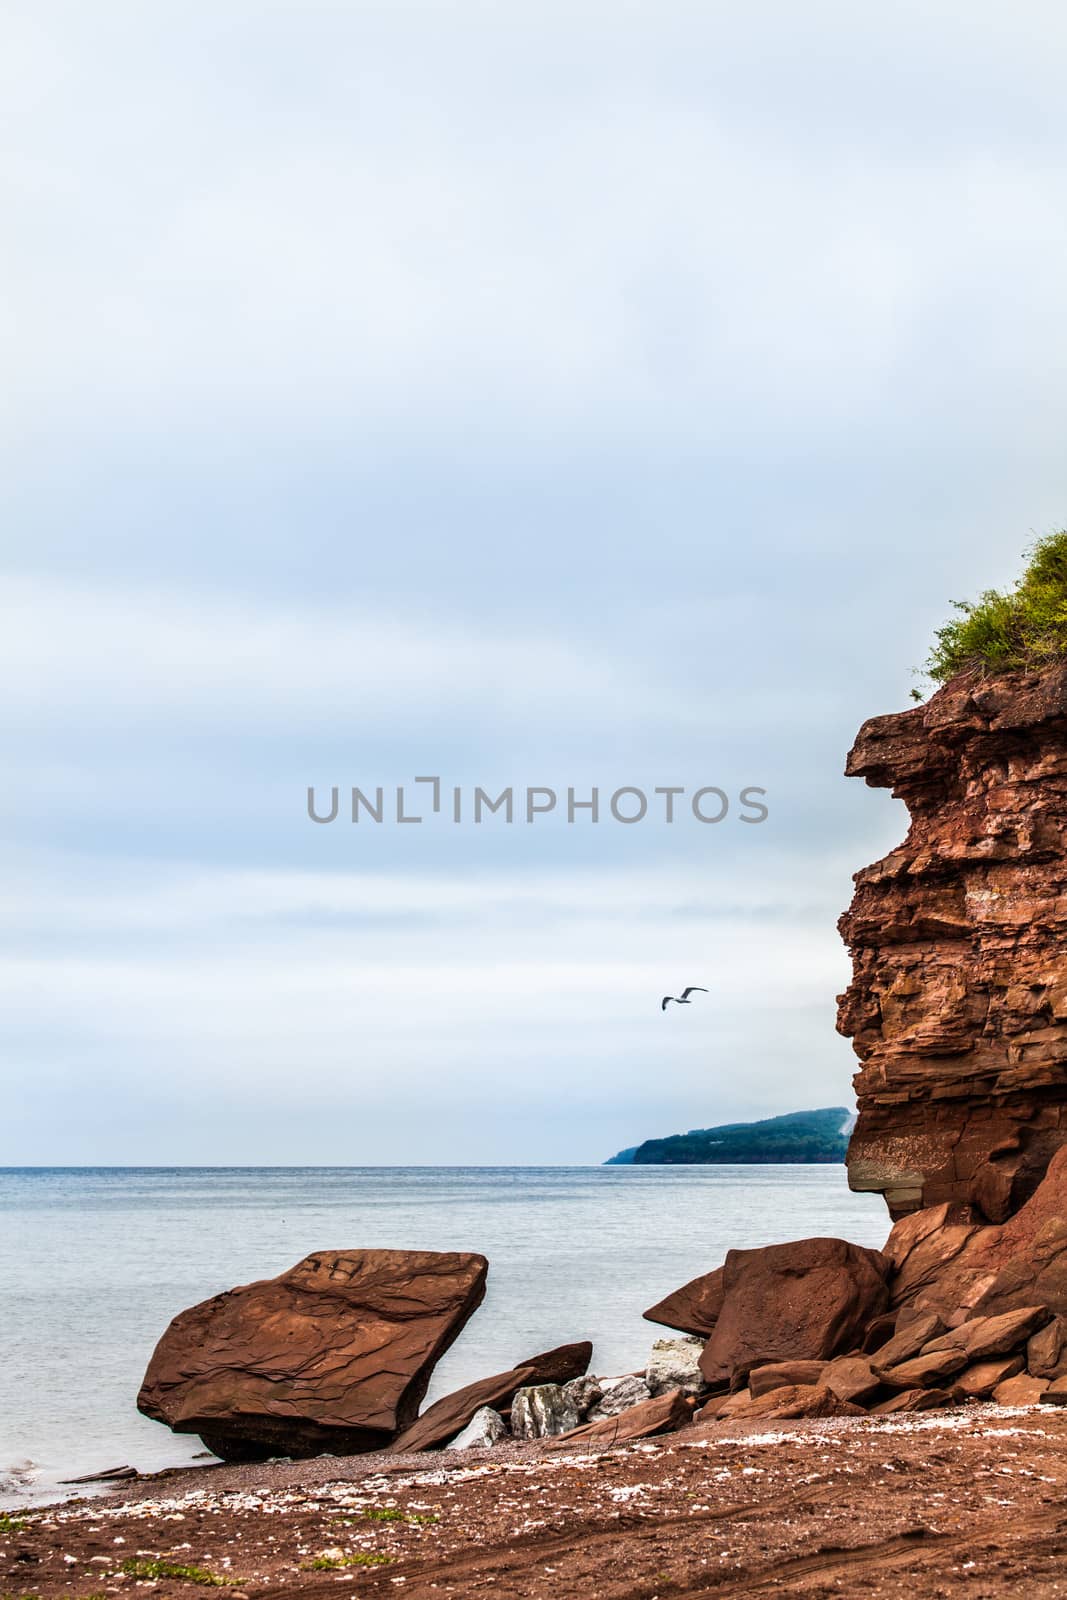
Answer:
top-left (7, 1404), bottom-right (1067, 1600)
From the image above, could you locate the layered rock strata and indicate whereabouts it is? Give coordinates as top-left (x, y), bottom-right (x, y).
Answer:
top-left (837, 666), bottom-right (1067, 1221)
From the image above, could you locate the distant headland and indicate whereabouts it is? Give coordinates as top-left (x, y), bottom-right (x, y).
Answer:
top-left (605, 1107), bottom-right (854, 1165)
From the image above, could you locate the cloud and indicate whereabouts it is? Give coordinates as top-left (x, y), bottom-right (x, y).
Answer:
top-left (2, 0), bottom-right (1065, 1160)
top-left (0, 853), bottom-right (857, 1160)
top-left (0, 853), bottom-right (846, 941)
top-left (0, 574), bottom-right (686, 735)
top-left (3, 2), bottom-right (1067, 453)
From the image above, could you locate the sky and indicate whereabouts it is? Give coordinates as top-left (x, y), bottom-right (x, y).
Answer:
top-left (2, 0), bottom-right (1067, 1163)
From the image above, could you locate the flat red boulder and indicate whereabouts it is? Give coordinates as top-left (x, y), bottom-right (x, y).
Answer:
top-left (699, 1237), bottom-right (888, 1386)
top-left (138, 1248), bottom-right (488, 1461)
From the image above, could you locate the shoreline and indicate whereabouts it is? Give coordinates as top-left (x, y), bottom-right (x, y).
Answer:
top-left (7, 1404), bottom-right (1067, 1598)
top-left (0, 1164), bottom-right (888, 1514)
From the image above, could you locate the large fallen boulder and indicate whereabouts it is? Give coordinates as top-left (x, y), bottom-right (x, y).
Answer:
top-left (137, 1248), bottom-right (488, 1461)
top-left (698, 1238), bottom-right (889, 1386)
top-left (643, 1268), bottom-right (724, 1337)
top-left (389, 1341), bottom-right (591, 1453)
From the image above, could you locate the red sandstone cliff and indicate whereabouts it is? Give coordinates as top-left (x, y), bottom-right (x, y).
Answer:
top-left (837, 665), bottom-right (1067, 1223)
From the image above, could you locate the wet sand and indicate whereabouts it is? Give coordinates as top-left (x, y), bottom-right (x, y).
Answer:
top-left (6, 1405), bottom-right (1067, 1599)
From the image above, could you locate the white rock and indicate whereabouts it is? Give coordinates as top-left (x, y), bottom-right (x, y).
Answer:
top-left (511, 1384), bottom-right (580, 1439)
top-left (562, 1375), bottom-right (604, 1418)
top-left (448, 1406), bottom-right (508, 1450)
top-left (645, 1336), bottom-right (707, 1397)
top-left (587, 1374), bottom-right (652, 1419)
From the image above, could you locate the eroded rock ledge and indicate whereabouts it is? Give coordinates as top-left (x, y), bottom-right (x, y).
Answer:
top-left (837, 664), bottom-right (1067, 1222)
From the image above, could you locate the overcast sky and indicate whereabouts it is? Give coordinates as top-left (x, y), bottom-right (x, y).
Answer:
top-left (3, 1), bottom-right (1066, 1163)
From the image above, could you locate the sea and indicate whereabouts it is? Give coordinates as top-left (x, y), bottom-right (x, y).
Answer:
top-left (0, 1166), bottom-right (890, 1506)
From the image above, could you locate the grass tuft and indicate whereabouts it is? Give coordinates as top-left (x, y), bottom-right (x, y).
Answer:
top-left (303, 1552), bottom-right (396, 1571)
top-left (119, 1558), bottom-right (242, 1586)
top-left (343, 1508), bottom-right (438, 1526)
top-left (916, 530), bottom-right (1067, 693)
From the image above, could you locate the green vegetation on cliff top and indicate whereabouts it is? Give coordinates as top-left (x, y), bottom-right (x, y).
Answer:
top-left (918, 530), bottom-right (1067, 693)
top-left (605, 1107), bottom-right (851, 1166)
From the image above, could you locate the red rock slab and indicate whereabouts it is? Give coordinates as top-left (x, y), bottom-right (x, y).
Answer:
top-left (994, 1372), bottom-right (1049, 1405)
top-left (698, 1237), bottom-right (888, 1386)
top-left (694, 1388), bottom-right (762, 1422)
top-left (883, 1205), bottom-right (975, 1277)
top-left (884, 1208), bottom-right (982, 1312)
top-left (951, 1356), bottom-right (1024, 1399)
top-left (822, 1354), bottom-right (882, 1405)
top-left (700, 1383), bottom-right (863, 1424)
top-left (868, 1310), bottom-right (947, 1370)
top-left (872, 1387), bottom-right (953, 1414)
top-left (1028, 1316), bottom-right (1067, 1380)
top-left (761, 1384), bottom-right (865, 1420)
top-left (923, 1305), bottom-right (1052, 1362)
top-left (389, 1341), bottom-right (592, 1452)
top-left (892, 1150), bottom-right (1067, 1326)
top-left (548, 1388), bottom-right (695, 1447)
top-left (748, 1360), bottom-right (827, 1397)
top-left (138, 1248), bottom-right (488, 1460)
top-left (643, 1267), bottom-right (724, 1338)
top-left (876, 1347), bottom-right (969, 1389)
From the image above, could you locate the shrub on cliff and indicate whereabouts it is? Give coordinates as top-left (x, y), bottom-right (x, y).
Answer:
top-left (920, 531), bottom-right (1067, 692)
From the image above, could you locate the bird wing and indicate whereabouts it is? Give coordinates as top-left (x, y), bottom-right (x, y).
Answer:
top-left (681, 986), bottom-right (708, 999)
top-left (661, 996), bottom-right (673, 1010)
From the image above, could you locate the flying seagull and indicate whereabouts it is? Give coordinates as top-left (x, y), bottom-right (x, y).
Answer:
top-left (661, 986), bottom-right (708, 1011)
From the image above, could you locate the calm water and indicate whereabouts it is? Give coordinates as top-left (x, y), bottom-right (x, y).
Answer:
top-left (0, 1166), bottom-right (889, 1504)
